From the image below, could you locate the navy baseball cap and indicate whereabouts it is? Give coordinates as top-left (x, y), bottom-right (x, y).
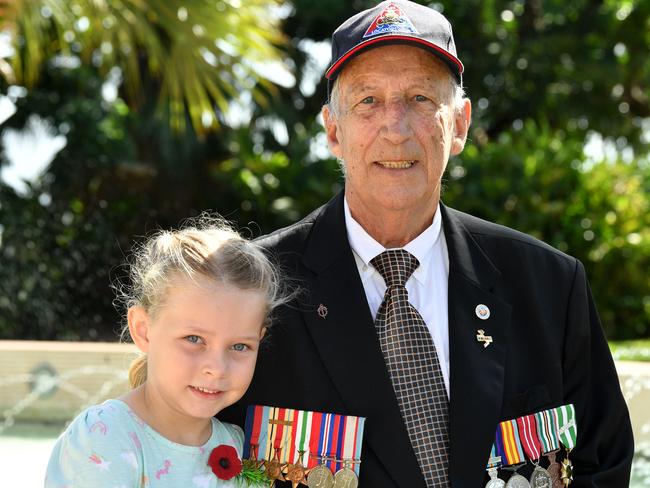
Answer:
top-left (325, 0), bottom-right (463, 93)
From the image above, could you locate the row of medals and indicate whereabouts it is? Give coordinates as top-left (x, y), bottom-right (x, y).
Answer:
top-left (262, 452), bottom-right (359, 488)
top-left (486, 450), bottom-right (573, 488)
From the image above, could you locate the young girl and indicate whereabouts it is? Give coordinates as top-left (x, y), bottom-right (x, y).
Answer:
top-left (45, 218), bottom-right (283, 487)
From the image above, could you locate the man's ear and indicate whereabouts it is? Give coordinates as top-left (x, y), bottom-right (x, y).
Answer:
top-left (451, 98), bottom-right (472, 156)
top-left (128, 306), bottom-right (151, 354)
top-left (322, 104), bottom-right (343, 159)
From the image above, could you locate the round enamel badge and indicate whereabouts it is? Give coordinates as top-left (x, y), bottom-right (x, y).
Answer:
top-left (475, 304), bottom-right (490, 320)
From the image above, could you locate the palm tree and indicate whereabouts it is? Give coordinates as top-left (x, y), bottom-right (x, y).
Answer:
top-left (0, 0), bottom-right (287, 133)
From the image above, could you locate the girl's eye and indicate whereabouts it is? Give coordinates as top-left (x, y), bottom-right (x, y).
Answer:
top-left (185, 335), bottom-right (203, 344)
top-left (232, 343), bottom-right (249, 352)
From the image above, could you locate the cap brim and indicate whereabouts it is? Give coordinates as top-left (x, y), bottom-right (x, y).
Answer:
top-left (325, 35), bottom-right (464, 82)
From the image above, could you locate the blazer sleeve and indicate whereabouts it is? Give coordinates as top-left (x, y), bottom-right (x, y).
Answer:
top-left (563, 259), bottom-right (634, 486)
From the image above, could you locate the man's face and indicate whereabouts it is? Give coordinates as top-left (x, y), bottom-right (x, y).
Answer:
top-left (323, 44), bottom-right (470, 222)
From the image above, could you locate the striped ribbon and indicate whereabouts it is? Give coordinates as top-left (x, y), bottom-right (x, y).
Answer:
top-left (353, 416), bottom-right (365, 476)
top-left (497, 418), bottom-right (525, 466)
top-left (535, 409), bottom-right (560, 453)
top-left (486, 443), bottom-right (501, 469)
top-left (516, 414), bottom-right (542, 461)
top-left (555, 404), bottom-right (577, 450)
top-left (242, 406), bottom-right (366, 476)
top-left (289, 408), bottom-right (312, 466)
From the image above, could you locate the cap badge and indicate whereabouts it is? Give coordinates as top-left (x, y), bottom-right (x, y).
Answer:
top-left (363, 2), bottom-right (419, 38)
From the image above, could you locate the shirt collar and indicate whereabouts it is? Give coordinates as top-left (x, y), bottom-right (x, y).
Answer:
top-left (344, 197), bottom-right (442, 285)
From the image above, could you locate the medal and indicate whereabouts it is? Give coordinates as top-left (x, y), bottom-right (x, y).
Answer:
top-left (529, 465), bottom-right (553, 488)
top-left (505, 472), bottom-right (531, 488)
top-left (264, 407), bottom-right (287, 483)
top-left (307, 464), bottom-right (335, 488)
top-left (486, 467), bottom-right (506, 488)
top-left (485, 443), bottom-right (505, 488)
top-left (333, 463), bottom-right (358, 488)
top-left (284, 409), bottom-right (312, 488)
top-left (497, 419), bottom-right (530, 487)
top-left (243, 405), bottom-right (265, 465)
top-left (332, 415), bottom-right (360, 487)
top-left (555, 405), bottom-right (577, 487)
top-left (516, 414), bottom-right (552, 487)
top-left (535, 409), bottom-right (562, 488)
top-left (545, 451), bottom-right (562, 488)
top-left (307, 412), bottom-right (335, 487)
top-left (560, 456), bottom-right (573, 487)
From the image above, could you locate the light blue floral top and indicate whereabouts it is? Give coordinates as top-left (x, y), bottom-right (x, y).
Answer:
top-left (45, 399), bottom-right (243, 487)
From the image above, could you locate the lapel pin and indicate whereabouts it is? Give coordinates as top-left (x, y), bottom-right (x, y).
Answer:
top-left (475, 304), bottom-right (490, 320)
top-left (317, 304), bottom-right (328, 319)
top-left (476, 329), bottom-right (493, 348)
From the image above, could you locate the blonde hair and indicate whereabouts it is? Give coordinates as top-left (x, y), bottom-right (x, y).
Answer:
top-left (116, 215), bottom-right (284, 389)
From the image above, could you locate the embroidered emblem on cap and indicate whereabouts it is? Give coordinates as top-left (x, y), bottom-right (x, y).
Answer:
top-left (363, 2), bottom-right (419, 38)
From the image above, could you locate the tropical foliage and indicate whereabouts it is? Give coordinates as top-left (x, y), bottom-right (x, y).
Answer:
top-left (0, 0), bottom-right (648, 341)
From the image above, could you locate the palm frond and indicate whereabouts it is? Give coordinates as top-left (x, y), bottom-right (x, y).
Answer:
top-left (0, 0), bottom-right (288, 134)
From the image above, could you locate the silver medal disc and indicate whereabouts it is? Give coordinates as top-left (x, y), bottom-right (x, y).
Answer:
top-left (486, 478), bottom-right (506, 488)
top-left (333, 467), bottom-right (358, 488)
top-left (505, 472), bottom-right (531, 488)
top-left (485, 467), bottom-right (506, 488)
top-left (529, 465), bottom-right (553, 488)
top-left (307, 465), bottom-right (335, 488)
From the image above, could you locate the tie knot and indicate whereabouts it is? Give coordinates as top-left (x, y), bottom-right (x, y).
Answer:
top-left (370, 249), bottom-right (420, 287)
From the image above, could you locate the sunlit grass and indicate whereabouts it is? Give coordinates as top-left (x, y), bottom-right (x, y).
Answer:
top-left (609, 340), bottom-right (650, 362)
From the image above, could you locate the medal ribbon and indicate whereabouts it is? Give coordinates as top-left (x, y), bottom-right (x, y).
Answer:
top-left (332, 414), bottom-right (346, 472)
top-left (353, 416), bottom-right (365, 476)
top-left (243, 404), bottom-right (256, 459)
top-left (272, 407), bottom-right (289, 463)
top-left (341, 415), bottom-right (357, 471)
top-left (282, 409), bottom-right (295, 463)
top-left (297, 409), bottom-right (312, 466)
top-left (498, 419), bottom-right (525, 466)
top-left (486, 443), bottom-right (501, 469)
top-left (288, 409), bottom-right (299, 465)
top-left (308, 411), bottom-right (323, 468)
top-left (264, 406), bottom-right (278, 460)
top-left (516, 414), bottom-right (542, 461)
top-left (320, 413), bottom-right (332, 467)
top-left (535, 409), bottom-right (560, 453)
top-left (555, 404), bottom-right (577, 450)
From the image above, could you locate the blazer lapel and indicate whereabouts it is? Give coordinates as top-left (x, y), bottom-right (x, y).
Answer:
top-left (441, 205), bottom-right (512, 487)
top-left (301, 192), bottom-right (426, 488)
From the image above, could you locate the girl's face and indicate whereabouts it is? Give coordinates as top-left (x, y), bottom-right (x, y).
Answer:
top-left (129, 276), bottom-right (267, 425)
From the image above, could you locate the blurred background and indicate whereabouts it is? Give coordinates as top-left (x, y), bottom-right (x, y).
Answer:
top-left (0, 0), bottom-right (648, 485)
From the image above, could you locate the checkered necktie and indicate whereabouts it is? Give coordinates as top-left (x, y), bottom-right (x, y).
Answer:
top-left (371, 250), bottom-right (449, 487)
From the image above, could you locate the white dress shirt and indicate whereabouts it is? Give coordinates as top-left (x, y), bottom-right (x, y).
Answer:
top-left (344, 198), bottom-right (451, 395)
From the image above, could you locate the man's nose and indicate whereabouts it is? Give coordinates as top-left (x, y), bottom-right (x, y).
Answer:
top-left (380, 99), bottom-right (413, 144)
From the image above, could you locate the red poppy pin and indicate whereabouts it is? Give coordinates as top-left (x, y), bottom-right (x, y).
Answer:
top-left (208, 445), bottom-right (243, 480)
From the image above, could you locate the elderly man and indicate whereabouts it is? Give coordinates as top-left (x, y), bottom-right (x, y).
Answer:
top-left (222, 1), bottom-right (634, 486)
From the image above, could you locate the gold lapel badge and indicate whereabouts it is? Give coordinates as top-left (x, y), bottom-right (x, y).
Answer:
top-left (317, 303), bottom-right (328, 319)
top-left (476, 329), bottom-right (493, 348)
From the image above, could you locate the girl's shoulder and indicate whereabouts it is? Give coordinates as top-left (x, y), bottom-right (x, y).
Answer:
top-left (211, 419), bottom-right (245, 454)
top-left (45, 400), bottom-right (143, 487)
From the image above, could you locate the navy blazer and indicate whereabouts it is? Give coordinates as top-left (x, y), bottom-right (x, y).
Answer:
top-left (220, 191), bottom-right (633, 487)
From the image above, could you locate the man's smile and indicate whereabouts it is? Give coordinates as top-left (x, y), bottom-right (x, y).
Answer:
top-left (375, 160), bottom-right (416, 168)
